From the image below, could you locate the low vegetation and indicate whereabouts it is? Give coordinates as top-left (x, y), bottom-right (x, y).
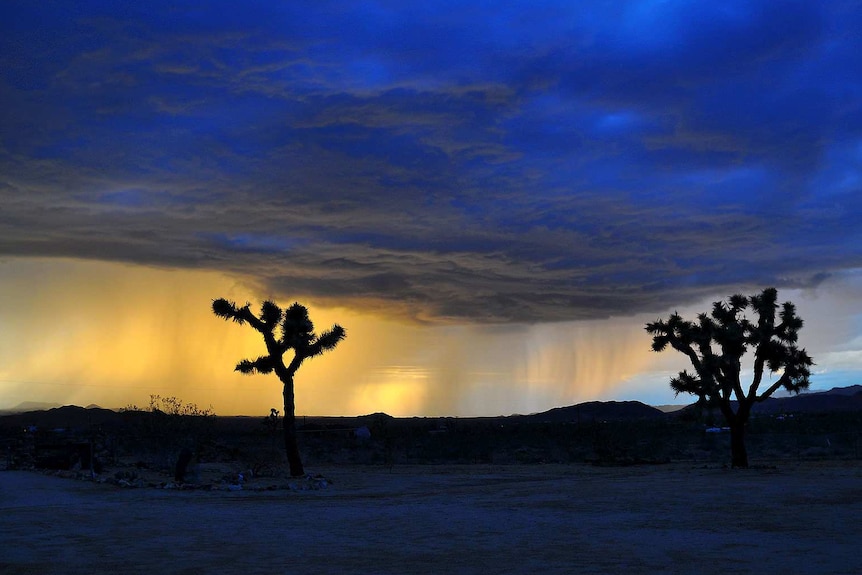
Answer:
top-left (1, 400), bottom-right (860, 482)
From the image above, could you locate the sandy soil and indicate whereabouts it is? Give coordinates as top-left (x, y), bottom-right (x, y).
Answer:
top-left (1, 461), bottom-right (861, 575)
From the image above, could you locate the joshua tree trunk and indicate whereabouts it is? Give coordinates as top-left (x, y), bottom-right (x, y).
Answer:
top-left (729, 420), bottom-right (749, 469)
top-left (282, 376), bottom-right (305, 477)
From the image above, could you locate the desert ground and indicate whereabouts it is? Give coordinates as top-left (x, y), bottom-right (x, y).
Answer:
top-left (1, 461), bottom-right (860, 575)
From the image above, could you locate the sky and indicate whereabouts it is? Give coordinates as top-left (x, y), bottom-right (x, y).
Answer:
top-left (1, 1), bottom-right (861, 416)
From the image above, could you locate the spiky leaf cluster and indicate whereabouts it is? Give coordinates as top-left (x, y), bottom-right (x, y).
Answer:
top-left (212, 298), bottom-right (346, 376)
top-left (645, 287), bottom-right (813, 408)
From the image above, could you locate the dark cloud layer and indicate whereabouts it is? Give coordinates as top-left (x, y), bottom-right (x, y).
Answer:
top-left (2, 0), bottom-right (861, 322)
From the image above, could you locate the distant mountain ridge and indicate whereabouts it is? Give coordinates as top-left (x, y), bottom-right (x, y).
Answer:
top-left (751, 384), bottom-right (862, 414)
top-left (0, 385), bottom-right (860, 426)
top-left (668, 384), bottom-right (862, 417)
top-left (524, 400), bottom-right (665, 423)
top-left (522, 385), bottom-right (862, 422)
top-left (814, 384), bottom-right (862, 396)
top-left (0, 401), bottom-right (62, 414)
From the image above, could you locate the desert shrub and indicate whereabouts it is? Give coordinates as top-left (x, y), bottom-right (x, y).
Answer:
top-left (120, 395), bottom-right (216, 467)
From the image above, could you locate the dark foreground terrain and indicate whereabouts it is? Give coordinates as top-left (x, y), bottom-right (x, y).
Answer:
top-left (1, 390), bottom-right (861, 574)
top-left (2, 461), bottom-right (861, 575)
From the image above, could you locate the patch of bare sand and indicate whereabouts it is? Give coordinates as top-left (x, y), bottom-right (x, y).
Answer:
top-left (1, 462), bottom-right (861, 574)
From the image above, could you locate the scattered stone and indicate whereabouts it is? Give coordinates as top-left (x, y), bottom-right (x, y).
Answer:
top-left (287, 474), bottom-right (330, 491)
top-left (26, 463), bottom-right (332, 493)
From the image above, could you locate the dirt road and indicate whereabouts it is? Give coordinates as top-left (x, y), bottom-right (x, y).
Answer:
top-left (1, 462), bottom-right (860, 574)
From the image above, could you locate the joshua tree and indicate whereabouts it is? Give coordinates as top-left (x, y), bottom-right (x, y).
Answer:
top-left (212, 299), bottom-right (345, 476)
top-left (645, 287), bottom-right (813, 468)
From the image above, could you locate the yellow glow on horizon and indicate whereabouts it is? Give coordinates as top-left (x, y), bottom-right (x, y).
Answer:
top-left (0, 257), bottom-right (450, 415)
top-left (0, 257), bottom-right (683, 417)
top-left (0, 258), bottom-right (267, 412)
top-left (347, 366), bottom-right (429, 416)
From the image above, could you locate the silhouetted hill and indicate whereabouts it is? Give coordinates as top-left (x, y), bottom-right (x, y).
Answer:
top-left (672, 384), bottom-right (862, 418)
top-left (752, 385), bottom-right (862, 415)
top-left (525, 400), bottom-right (665, 423)
top-left (0, 405), bottom-right (123, 429)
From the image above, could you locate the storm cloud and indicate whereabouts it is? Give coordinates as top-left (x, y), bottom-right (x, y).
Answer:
top-left (2, 1), bottom-right (861, 323)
